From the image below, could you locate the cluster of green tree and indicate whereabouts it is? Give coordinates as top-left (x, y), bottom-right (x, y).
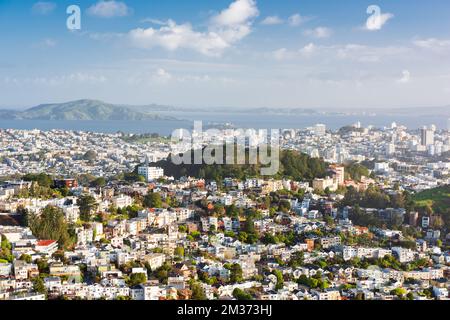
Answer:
top-left (0, 235), bottom-right (13, 263)
top-left (82, 150), bottom-right (97, 161)
top-left (23, 173), bottom-right (53, 188)
top-left (224, 263), bottom-right (243, 284)
top-left (288, 252), bottom-right (305, 269)
top-left (236, 210), bottom-right (260, 244)
top-left (16, 183), bottom-right (69, 200)
top-left (143, 192), bottom-right (163, 208)
top-left (347, 254), bottom-right (426, 272)
top-left (266, 189), bottom-right (306, 203)
top-left (297, 273), bottom-right (330, 290)
top-left (120, 133), bottom-right (169, 144)
top-left (198, 270), bottom-right (219, 286)
top-left (112, 171), bottom-right (146, 183)
top-left (27, 206), bottom-right (76, 249)
top-left (340, 233), bottom-right (378, 247)
top-left (78, 194), bottom-right (99, 222)
top-left (186, 231), bottom-right (201, 242)
top-left (32, 276), bottom-right (47, 296)
top-left (338, 126), bottom-right (365, 135)
top-left (150, 262), bottom-right (173, 284)
top-left (90, 177), bottom-right (107, 188)
top-left (149, 147), bottom-right (327, 182)
top-left (109, 204), bottom-right (142, 220)
top-left (273, 269), bottom-right (284, 290)
top-left (341, 186), bottom-right (413, 210)
top-left (232, 288), bottom-right (254, 300)
top-left (261, 231), bottom-right (297, 246)
top-left (344, 162), bottom-right (372, 182)
top-left (17, 173), bottom-right (71, 199)
top-left (126, 273), bottom-right (147, 287)
top-left (190, 281), bottom-right (207, 300)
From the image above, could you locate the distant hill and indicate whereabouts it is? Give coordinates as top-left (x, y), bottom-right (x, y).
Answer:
top-left (0, 99), bottom-right (179, 121)
top-left (376, 105), bottom-right (450, 117)
top-left (0, 110), bottom-right (20, 120)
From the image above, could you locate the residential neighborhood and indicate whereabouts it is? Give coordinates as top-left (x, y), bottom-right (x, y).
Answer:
top-left (0, 122), bottom-right (448, 301)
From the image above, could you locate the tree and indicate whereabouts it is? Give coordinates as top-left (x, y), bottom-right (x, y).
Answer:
top-left (273, 270), bottom-right (284, 290)
top-left (19, 254), bottom-right (32, 263)
top-left (0, 235), bottom-right (13, 263)
top-left (23, 173), bottom-right (53, 188)
top-left (174, 247), bottom-right (185, 258)
top-left (83, 150), bottom-right (97, 161)
top-left (191, 282), bottom-right (207, 300)
top-left (78, 195), bottom-right (98, 222)
top-left (143, 192), bottom-right (163, 208)
top-left (91, 177), bottom-right (107, 188)
top-left (127, 273), bottom-right (147, 287)
top-left (36, 259), bottom-right (49, 274)
top-left (391, 288), bottom-right (407, 298)
top-left (29, 206), bottom-right (74, 249)
top-left (279, 200), bottom-right (291, 213)
top-left (232, 288), bottom-right (253, 300)
top-left (244, 216), bottom-right (255, 234)
top-left (345, 163), bottom-right (370, 182)
top-left (228, 263), bottom-right (243, 284)
top-left (32, 277), bottom-right (47, 295)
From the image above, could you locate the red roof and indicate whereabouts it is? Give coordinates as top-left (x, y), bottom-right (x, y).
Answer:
top-left (36, 240), bottom-right (57, 247)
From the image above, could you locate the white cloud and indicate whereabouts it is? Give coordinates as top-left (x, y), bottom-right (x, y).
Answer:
top-left (288, 13), bottom-right (311, 27)
top-left (32, 2), bottom-right (56, 15)
top-left (365, 12), bottom-right (394, 31)
top-left (337, 44), bottom-right (410, 63)
top-left (398, 70), bottom-right (411, 83)
top-left (153, 68), bottom-right (172, 83)
top-left (299, 43), bottom-right (317, 56)
top-left (128, 20), bottom-right (229, 56)
top-left (272, 48), bottom-right (291, 61)
top-left (272, 43), bottom-right (317, 61)
top-left (127, 0), bottom-right (258, 56)
top-left (270, 43), bottom-right (410, 63)
top-left (4, 73), bottom-right (107, 87)
top-left (304, 27), bottom-right (332, 39)
top-left (211, 0), bottom-right (259, 27)
top-left (261, 16), bottom-right (283, 25)
top-left (413, 38), bottom-right (450, 52)
top-left (88, 1), bottom-right (132, 18)
top-left (141, 18), bottom-right (169, 26)
top-left (40, 38), bottom-right (57, 48)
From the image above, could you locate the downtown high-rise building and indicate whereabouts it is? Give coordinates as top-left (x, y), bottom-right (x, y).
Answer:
top-left (420, 126), bottom-right (434, 146)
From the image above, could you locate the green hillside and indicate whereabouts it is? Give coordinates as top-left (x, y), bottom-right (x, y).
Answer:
top-left (149, 147), bottom-right (327, 182)
top-left (414, 185), bottom-right (450, 213)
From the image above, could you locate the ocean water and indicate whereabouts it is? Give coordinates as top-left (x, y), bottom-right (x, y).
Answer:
top-left (0, 112), bottom-right (447, 135)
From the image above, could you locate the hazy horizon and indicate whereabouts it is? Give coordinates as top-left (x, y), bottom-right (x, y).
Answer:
top-left (1, 98), bottom-right (449, 113)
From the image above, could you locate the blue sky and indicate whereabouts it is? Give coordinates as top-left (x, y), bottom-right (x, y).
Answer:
top-left (0, 0), bottom-right (450, 109)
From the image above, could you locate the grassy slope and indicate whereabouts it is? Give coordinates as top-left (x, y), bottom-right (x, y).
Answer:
top-left (414, 185), bottom-right (450, 213)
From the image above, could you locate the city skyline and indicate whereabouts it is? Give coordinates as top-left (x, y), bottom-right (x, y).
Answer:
top-left (1, 0), bottom-right (450, 109)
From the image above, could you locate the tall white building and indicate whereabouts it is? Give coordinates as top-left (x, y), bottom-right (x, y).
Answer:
top-left (138, 166), bottom-right (164, 182)
top-left (137, 156), bottom-right (165, 182)
top-left (421, 126), bottom-right (434, 146)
